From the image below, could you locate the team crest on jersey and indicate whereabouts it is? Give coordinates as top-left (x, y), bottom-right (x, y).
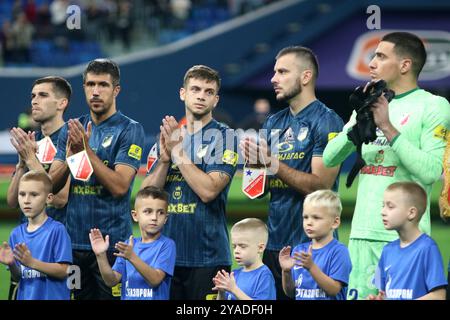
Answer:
top-left (196, 144), bottom-right (209, 158)
top-left (173, 186), bottom-right (182, 200)
top-left (399, 113), bottom-right (410, 126)
top-left (102, 135), bottom-right (113, 148)
top-left (295, 274), bottom-right (303, 287)
top-left (283, 127), bottom-right (295, 142)
top-left (297, 127), bottom-right (309, 142)
top-left (375, 150), bottom-right (384, 163)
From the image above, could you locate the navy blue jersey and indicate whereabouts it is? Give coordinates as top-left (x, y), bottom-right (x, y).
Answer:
top-left (149, 119), bottom-right (238, 267)
top-left (291, 239), bottom-right (351, 300)
top-left (55, 111), bottom-right (145, 251)
top-left (375, 233), bottom-right (447, 300)
top-left (263, 100), bottom-right (344, 250)
top-left (9, 217), bottom-right (72, 300)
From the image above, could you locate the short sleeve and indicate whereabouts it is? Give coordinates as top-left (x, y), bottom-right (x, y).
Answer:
top-left (112, 256), bottom-right (125, 275)
top-left (328, 245), bottom-right (352, 286)
top-left (114, 122), bottom-right (146, 170)
top-left (204, 128), bottom-right (238, 178)
top-left (54, 123), bottom-right (69, 162)
top-left (424, 243), bottom-right (447, 292)
top-left (151, 238), bottom-right (176, 277)
top-left (313, 111), bottom-right (344, 157)
top-left (251, 270), bottom-right (276, 300)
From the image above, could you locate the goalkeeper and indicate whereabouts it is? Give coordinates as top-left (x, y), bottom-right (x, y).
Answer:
top-left (323, 32), bottom-right (450, 299)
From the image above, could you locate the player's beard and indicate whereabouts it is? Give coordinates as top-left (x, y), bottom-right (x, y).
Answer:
top-left (276, 78), bottom-right (302, 102)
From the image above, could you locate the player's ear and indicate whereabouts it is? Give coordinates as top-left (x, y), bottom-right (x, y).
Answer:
top-left (407, 206), bottom-right (418, 221)
top-left (179, 87), bottom-right (186, 101)
top-left (332, 216), bottom-right (341, 229)
top-left (400, 58), bottom-right (412, 75)
top-left (131, 210), bottom-right (138, 223)
top-left (46, 193), bottom-right (54, 204)
top-left (113, 85), bottom-right (121, 98)
top-left (257, 242), bottom-right (266, 254)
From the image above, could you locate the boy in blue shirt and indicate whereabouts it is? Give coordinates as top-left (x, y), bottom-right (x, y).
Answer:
top-left (213, 218), bottom-right (276, 300)
top-left (370, 182), bottom-right (447, 300)
top-left (89, 186), bottom-right (176, 300)
top-left (0, 170), bottom-right (72, 300)
top-left (279, 190), bottom-right (352, 300)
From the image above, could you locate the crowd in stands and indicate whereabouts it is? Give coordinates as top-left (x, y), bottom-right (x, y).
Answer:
top-left (0, 0), bottom-right (279, 67)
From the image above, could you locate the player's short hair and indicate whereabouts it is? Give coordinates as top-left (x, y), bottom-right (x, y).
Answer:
top-left (83, 58), bottom-right (120, 86)
top-left (136, 186), bottom-right (169, 206)
top-left (304, 190), bottom-right (342, 217)
top-left (231, 218), bottom-right (268, 245)
top-left (32, 76), bottom-right (72, 103)
top-left (276, 46), bottom-right (319, 81)
top-left (20, 170), bottom-right (53, 194)
top-left (381, 32), bottom-right (427, 78)
top-left (183, 65), bottom-right (221, 92)
top-left (385, 181), bottom-right (427, 218)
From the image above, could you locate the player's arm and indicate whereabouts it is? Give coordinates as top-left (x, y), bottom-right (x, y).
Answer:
top-left (322, 112), bottom-right (357, 168)
top-left (174, 150), bottom-right (230, 203)
top-left (128, 254), bottom-right (166, 287)
top-left (416, 288), bottom-right (446, 300)
top-left (13, 243), bottom-right (69, 280)
top-left (86, 147), bottom-right (137, 198)
top-left (6, 162), bottom-right (27, 208)
top-left (96, 252), bottom-right (122, 287)
top-left (49, 160), bottom-right (71, 194)
top-left (48, 177), bottom-right (70, 209)
top-left (273, 156), bottom-right (340, 195)
top-left (279, 246), bottom-right (296, 299)
top-left (308, 264), bottom-right (343, 297)
top-left (373, 95), bottom-right (449, 185)
top-left (141, 137), bottom-right (172, 189)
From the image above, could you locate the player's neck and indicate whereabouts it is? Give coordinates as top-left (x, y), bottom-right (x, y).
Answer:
top-left (90, 104), bottom-right (117, 125)
top-left (27, 212), bottom-right (48, 232)
top-left (389, 78), bottom-right (418, 97)
top-left (289, 90), bottom-right (316, 115)
top-left (397, 225), bottom-right (422, 248)
top-left (40, 117), bottom-right (64, 137)
top-left (312, 232), bottom-right (334, 249)
top-left (243, 259), bottom-right (263, 272)
top-left (141, 231), bottom-right (161, 243)
top-left (185, 113), bottom-right (212, 134)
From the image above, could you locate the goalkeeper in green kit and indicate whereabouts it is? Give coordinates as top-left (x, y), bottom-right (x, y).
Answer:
top-left (323, 32), bottom-right (450, 299)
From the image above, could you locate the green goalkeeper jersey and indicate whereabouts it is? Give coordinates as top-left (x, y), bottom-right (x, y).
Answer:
top-left (323, 88), bottom-right (450, 241)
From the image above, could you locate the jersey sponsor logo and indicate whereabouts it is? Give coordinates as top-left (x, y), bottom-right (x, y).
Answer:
top-left (21, 266), bottom-right (45, 279)
top-left (126, 287), bottom-right (153, 298)
top-left (328, 132), bottom-right (339, 141)
top-left (222, 150), bottom-right (238, 166)
top-left (295, 288), bottom-right (326, 299)
top-left (269, 178), bottom-right (289, 189)
top-left (297, 127), bottom-right (309, 142)
top-left (128, 144), bottom-right (142, 160)
top-left (386, 288), bottom-right (413, 299)
top-left (166, 174), bottom-right (185, 183)
top-left (347, 30), bottom-right (450, 81)
top-left (168, 202), bottom-right (197, 214)
top-left (102, 135), bottom-right (113, 148)
top-left (277, 142), bottom-right (294, 153)
top-left (360, 165), bottom-right (397, 176)
top-left (72, 184), bottom-right (103, 195)
top-left (433, 125), bottom-right (448, 141)
top-left (277, 152), bottom-right (305, 161)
